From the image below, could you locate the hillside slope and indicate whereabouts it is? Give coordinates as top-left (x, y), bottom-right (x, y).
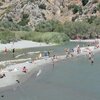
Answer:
top-left (0, 0), bottom-right (100, 30)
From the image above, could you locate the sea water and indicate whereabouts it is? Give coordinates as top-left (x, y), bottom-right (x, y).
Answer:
top-left (0, 43), bottom-right (100, 100)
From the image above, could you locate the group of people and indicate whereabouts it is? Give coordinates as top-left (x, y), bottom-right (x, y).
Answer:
top-left (64, 44), bottom-right (95, 64)
top-left (87, 51), bottom-right (94, 64)
top-left (4, 47), bottom-right (15, 57)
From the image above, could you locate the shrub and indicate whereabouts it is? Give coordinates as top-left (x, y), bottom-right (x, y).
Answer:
top-left (21, 32), bottom-right (69, 44)
top-left (92, 0), bottom-right (98, 3)
top-left (97, 3), bottom-right (100, 12)
top-left (93, 17), bottom-right (100, 25)
top-left (64, 21), bottom-right (90, 38)
top-left (39, 4), bottom-right (46, 9)
top-left (0, 2), bottom-right (3, 6)
top-left (87, 16), bottom-right (97, 24)
top-left (18, 13), bottom-right (29, 26)
top-left (35, 20), bottom-right (63, 32)
top-left (68, 4), bottom-right (82, 14)
top-left (82, 0), bottom-right (89, 6)
top-left (72, 5), bottom-right (82, 14)
top-left (0, 30), bottom-right (16, 43)
top-left (1, 0), bottom-right (5, 2)
top-left (0, 20), bottom-right (20, 31)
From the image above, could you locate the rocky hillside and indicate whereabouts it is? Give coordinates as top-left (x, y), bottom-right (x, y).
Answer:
top-left (0, 0), bottom-right (100, 30)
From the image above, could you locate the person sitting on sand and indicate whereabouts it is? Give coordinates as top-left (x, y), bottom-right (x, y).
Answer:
top-left (22, 66), bottom-right (27, 73)
top-left (0, 73), bottom-right (6, 78)
top-left (16, 80), bottom-right (20, 83)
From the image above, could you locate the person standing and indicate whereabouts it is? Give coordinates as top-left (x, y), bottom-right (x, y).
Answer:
top-left (4, 47), bottom-right (7, 54)
top-left (91, 57), bottom-right (94, 64)
top-left (12, 48), bottom-right (15, 58)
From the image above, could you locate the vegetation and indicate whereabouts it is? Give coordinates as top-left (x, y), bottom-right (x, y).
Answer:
top-left (82, 0), bottom-right (89, 6)
top-left (97, 3), bottom-right (100, 12)
top-left (35, 20), bottom-right (64, 32)
top-left (0, 16), bottom-right (100, 44)
top-left (35, 18), bottom-right (100, 40)
top-left (39, 4), bottom-right (46, 9)
top-left (0, 30), bottom-right (69, 44)
top-left (68, 5), bottom-right (82, 14)
top-left (0, 20), bottom-right (31, 31)
top-left (0, 30), bottom-right (16, 43)
top-left (20, 32), bottom-right (69, 44)
top-left (18, 13), bottom-right (29, 26)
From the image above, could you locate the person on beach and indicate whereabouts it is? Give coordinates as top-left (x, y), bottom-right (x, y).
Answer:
top-left (44, 51), bottom-right (48, 58)
top-left (91, 57), bottom-right (94, 64)
top-left (22, 66), bottom-right (27, 73)
top-left (53, 55), bottom-right (57, 59)
top-left (88, 52), bottom-right (92, 60)
top-left (12, 48), bottom-right (15, 58)
top-left (48, 51), bottom-right (50, 57)
top-left (51, 54), bottom-right (58, 69)
top-left (51, 56), bottom-right (55, 69)
top-left (64, 48), bottom-right (68, 58)
top-left (0, 73), bottom-right (6, 78)
top-left (4, 47), bottom-right (7, 54)
top-left (88, 52), bottom-right (94, 60)
top-left (64, 48), bottom-right (70, 58)
top-left (38, 52), bottom-right (42, 59)
top-left (16, 80), bottom-right (20, 83)
top-left (95, 44), bottom-right (100, 48)
top-left (52, 59), bottom-right (54, 69)
top-left (77, 47), bottom-right (81, 54)
top-left (87, 51), bottom-right (94, 64)
top-left (12, 48), bottom-right (15, 53)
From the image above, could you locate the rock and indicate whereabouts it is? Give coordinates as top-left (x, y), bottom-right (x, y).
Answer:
top-left (0, 0), bottom-right (99, 30)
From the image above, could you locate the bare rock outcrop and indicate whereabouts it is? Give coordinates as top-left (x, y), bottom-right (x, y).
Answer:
top-left (0, 0), bottom-right (99, 30)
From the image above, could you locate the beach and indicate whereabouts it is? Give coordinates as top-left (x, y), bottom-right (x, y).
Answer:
top-left (0, 40), bottom-right (55, 52)
top-left (0, 39), bottom-right (100, 90)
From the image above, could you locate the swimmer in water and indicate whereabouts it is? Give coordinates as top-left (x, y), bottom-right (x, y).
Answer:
top-left (16, 80), bottom-right (20, 83)
top-left (91, 57), bottom-right (94, 64)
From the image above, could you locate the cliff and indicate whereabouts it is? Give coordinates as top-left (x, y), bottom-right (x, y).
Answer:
top-left (0, 0), bottom-right (100, 30)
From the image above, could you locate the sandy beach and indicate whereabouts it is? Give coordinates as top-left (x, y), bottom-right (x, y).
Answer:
top-left (0, 39), bottom-right (100, 90)
top-left (0, 40), bottom-right (55, 52)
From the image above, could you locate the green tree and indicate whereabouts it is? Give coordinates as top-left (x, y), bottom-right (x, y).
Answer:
top-left (82, 0), bottom-right (89, 6)
top-left (18, 13), bottom-right (29, 26)
top-left (64, 21), bottom-right (90, 38)
top-left (72, 5), bottom-right (82, 14)
top-left (0, 30), bottom-right (15, 43)
top-left (35, 20), bottom-right (63, 32)
top-left (93, 17), bottom-right (100, 25)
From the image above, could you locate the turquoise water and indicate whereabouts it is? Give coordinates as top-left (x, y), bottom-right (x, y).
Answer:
top-left (1, 43), bottom-right (100, 100)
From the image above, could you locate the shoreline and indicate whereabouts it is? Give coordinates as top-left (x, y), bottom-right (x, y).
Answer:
top-left (0, 40), bottom-right (100, 90)
top-left (0, 40), bottom-right (56, 52)
top-left (70, 39), bottom-right (100, 43)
